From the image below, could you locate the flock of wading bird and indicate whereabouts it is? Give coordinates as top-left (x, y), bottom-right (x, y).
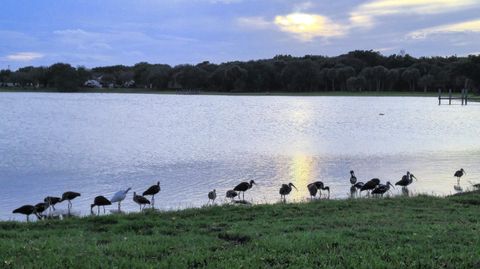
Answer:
top-left (12, 168), bottom-right (469, 222)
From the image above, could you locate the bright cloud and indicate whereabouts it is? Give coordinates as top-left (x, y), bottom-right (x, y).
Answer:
top-left (274, 13), bottom-right (347, 41)
top-left (350, 0), bottom-right (479, 28)
top-left (5, 52), bottom-right (44, 61)
top-left (407, 19), bottom-right (480, 39)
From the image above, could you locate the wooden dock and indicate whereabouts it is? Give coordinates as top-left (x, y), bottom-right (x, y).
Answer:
top-left (438, 89), bottom-right (473, 105)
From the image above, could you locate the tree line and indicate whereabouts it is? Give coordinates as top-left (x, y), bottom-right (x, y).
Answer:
top-left (1, 50), bottom-right (479, 93)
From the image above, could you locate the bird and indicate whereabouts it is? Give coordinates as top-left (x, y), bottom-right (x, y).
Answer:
top-left (395, 171), bottom-right (417, 187)
top-left (12, 205), bottom-right (36, 222)
top-left (133, 192), bottom-right (150, 211)
top-left (360, 178), bottom-right (380, 193)
top-left (307, 183), bottom-right (318, 199)
top-left (454, 168), bottom-right (466, 184)
top-left (34, 202), bottom-right (49, 219)
top-left (91, 196), bottom-right (112, 215)
top-left (143, 181), bottom-right (161, 208)
top-left (353, 181), bottom-right (364, 190)
top-left (44, 196), bottom-right (61, 212)
top-left (372, 181), bottom-right (395, 197)
top-left (226, 190), bottom-right (238, 201)
top-left (208, 189), bottom-right (216, 204)
top-left (60, 191), bottom-right (81, 213)
top-left (233, 180), bottom-right (256, 201)
top-left (279, 183), bottom-right (297, 202)
top-left (309, 181), bottom-right (330, 198)
top-left (110, 187), bottom-right (131, 212)
top-left (349, 170), bottom-right (357, 185)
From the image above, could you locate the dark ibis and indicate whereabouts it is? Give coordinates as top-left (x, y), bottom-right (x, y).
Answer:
top-left (309, 181), bottom-right (330, 198)
top-left (307, 183), bottom-right (318, 199)
top-left (207, 189), bottom-right (216, 204)
top-left (360, 178), bottom-right (380, 192)
top-left (91, 196), bottom-right (112, 215)
top-left (233, 180), bottom-right (256, 201)
top-left (226, 190), bottom-right (238, 201)
top-left (12, 205), bottom-right (36, 222)
top-left (133, 192), bottom-right (150, 211)
top-left (60, 191), bottom-right (81, 213)
top-left (395, 171), bottom-right (417, 187)
top-left (353, 182), bottom-right (364, 190)
top-left (279, 183), bottom-right (297, 202)
top-left (371, 181), bottom-right (394, 197)
top-left (143, 181), bottom-right (160, 208)
top-left (110, 187), bottom-right (131, 212)
top-left (44, 196), bottom-right (61, 211)
top-left (34, 202), bottom-right (49, 219)
top-left (349, 170), bottom-right (357, 185)
top-left (454, 169), bottom-right (465, 184)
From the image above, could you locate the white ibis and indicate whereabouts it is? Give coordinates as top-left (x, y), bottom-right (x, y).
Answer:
top-left (233, 180), bottom-right (256, 201)
top-left (226, 190), bottom-right (238, 201)
top-left (454, 169), bottom-right (466, 184)
top-left (372, 181), bottom-right (394, 197)
top-left (133, 192), bottom-right (150, 211)
top-left (143, 181), bottom-right (160, 208)
top-left (208, 189), bottom-right (217, 204)
top-left (279, 183), bottom-right (297, 202)
top-left (91, 196), bottom-right (112, 215)
top-left (110, 187), bottom-right (131, 212)
top-left (395, 171), bottom-right (417, 187)
top-left (60, 191), bottom-right (81, 213)
top-left (12, 205), bottom-right (37, 222)
top-left (349, 170), bottom-right (357, 185)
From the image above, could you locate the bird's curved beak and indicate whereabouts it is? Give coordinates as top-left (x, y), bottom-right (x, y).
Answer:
top-left (389, 182), bottom-right (395, 189)
top-left (412, 175), bottom-right (418, 181)
top-left (292, 184), bottom-right (298, 190)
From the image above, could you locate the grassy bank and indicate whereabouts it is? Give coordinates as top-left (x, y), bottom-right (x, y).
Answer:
top-left (0, 87), bottom-right (458, 97)
top-left (1, 192), bottom-right (479, 268)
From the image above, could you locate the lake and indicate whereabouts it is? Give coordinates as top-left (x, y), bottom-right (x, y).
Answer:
top-left (1, 93), bottom-right (479, 220)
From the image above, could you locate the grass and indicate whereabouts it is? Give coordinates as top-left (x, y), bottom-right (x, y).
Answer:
top-left (0, 87), bottom-right (463, 97)
top-left (1, 192), bottom-right (479, 268)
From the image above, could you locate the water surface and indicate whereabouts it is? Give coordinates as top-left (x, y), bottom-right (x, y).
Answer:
top-left (1, 93), bottom-right (479, 220)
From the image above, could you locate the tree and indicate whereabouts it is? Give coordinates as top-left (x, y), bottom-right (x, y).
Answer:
top-left (372, 66), bottom-right (388, 91)
top-left (48, 63), bottom-right (80, 91)
top-left (401, 68), bottom-right (421, 91)
top-left (418, 75), bottom-right (435, 92)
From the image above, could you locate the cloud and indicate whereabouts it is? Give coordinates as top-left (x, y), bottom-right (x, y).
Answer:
top-left (274, 13), bottom-right (347, 41)
top-left (236, 17), bottom-right (273, 29)
top-left (350, 0), bottom-right (479, 28)
top-left (407, 19), bottom-right (480, 39)
top-left (5, 52), bottom-right (44, 61)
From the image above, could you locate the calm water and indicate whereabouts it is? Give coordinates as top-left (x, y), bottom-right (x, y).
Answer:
top-left (1, 93), bottom-right (479, 220)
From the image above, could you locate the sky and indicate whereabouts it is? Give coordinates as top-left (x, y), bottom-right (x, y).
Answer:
top-left (1, 0), bottom-right (480, 70)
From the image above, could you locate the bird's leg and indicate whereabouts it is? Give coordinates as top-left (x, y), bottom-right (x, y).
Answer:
top-left (118, 202), bottom-right (121, 212)
top-left (26, 215), bottom-right (29, 222)
top-left (52, 205), bottom-right (56, 211)
top-left (152, 195), bottom-right (155, 208)
top-left (97, 207), bottom-right (100, 216)
top-left (103, 206), bottom-right (106, 214)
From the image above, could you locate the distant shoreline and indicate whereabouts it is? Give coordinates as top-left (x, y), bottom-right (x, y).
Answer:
top-left (0, 87), bottom-right (453, 97)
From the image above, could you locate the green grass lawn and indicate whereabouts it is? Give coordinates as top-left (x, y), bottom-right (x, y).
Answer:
top-left (1, 192), bottom-right (479, 268)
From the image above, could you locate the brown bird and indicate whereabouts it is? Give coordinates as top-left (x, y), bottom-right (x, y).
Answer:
top-left (207, 189), bottom-right (216, 204)
top-left (233, 180), bottom-right (256, 201)
top-left (143, 181), bottom-right (160, 208)
top-left (91, 196), bottom-right (112, 215)
top-left (12, 205), bottom-right (37, 222)
top-left (226, 190), bottom-right (238, 201)
top-left (133, 192), bottom-right (150, 211)
top-left (454, 169), bottom-right (466, 184)
top-left (279, 183), bottom-right (297, 202)
top-left (60, 191), bottom-right (81, 213)
top-left (44, 196), bottom-right (61, 211)
top-left (34, 202), bottom-right (49, 219)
